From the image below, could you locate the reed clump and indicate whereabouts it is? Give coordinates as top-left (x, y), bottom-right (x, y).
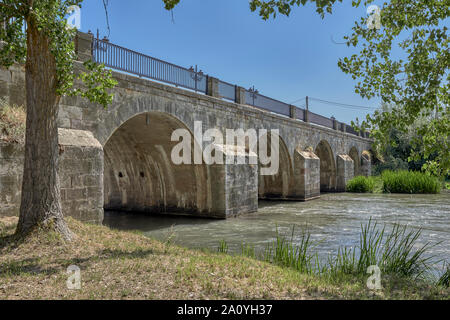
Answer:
top-left (346, 176), bottom-right (376, 193)
top-left (219, 219), bottom-right (446, 286)
top-left (381, 170), bottom-right (441, 194)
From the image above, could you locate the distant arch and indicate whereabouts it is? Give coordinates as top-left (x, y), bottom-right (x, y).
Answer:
top-left (315, 140), bottom-right (336, 192)
top-left (349, 146), bottom-right (360, 176)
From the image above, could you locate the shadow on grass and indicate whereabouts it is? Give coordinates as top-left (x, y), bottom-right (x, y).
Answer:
top-left (0, 257), bottom-right (60, 277)
top-left (0, 246), bottom-right (157, 279)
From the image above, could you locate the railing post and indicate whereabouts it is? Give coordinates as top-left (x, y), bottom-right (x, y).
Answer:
top-left (207, 76), bottom-right (220, 98)
top-left (331, 116), bottom-right (338, 130)
top-left (305, 96), bottom-right (309, 122)
top-left (235, 86), bottom-right (246, 104)
top-left (75, 31), bottom-right (94, 62)
top-left (289, 105), bottom-right (297, 119)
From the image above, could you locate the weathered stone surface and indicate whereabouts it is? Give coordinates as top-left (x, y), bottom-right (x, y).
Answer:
top-left (361, 151), bottom-right (372, 177)
top-left (336, 154), bottom-right (354, 192)
top-left (292, 148), bottom-right (320, 200)
top-left (0, 129), bottom-right (103, 223)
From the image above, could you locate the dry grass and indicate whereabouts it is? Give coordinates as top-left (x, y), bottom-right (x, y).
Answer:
top-left (0, 99), bottom-right (26, 144)
top-left (0, 217), bottom-right (448, 300)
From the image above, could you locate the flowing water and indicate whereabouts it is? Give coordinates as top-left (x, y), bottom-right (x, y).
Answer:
top-left (104, 192), bottom-right (450, 274)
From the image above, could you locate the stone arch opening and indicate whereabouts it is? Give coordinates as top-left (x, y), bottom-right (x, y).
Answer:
top-left (103, 112), bottom-right (211, 216)
top-left (258, 132), bottom-right (293, 199)
top-left (349, 147), bottom-right (360, 177)
top-left (315, 140), bottom-right (336, 192)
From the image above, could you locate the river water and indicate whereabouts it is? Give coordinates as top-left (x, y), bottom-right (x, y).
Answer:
top-left (104, 193), bottom-right (450, 273)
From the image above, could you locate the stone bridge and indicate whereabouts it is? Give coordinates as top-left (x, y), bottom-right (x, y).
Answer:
top-left (0, 32), bottom-right (372, 223)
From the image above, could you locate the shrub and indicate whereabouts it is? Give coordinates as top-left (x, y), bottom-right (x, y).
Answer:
top-left (373, 156), bottom-right (409, 176)
top-left (346, 176), bottom-right (375, 193)
top-left (0, 99), bottom-right (26, 144)
top-left (381, 170), bottom-right (441, 194)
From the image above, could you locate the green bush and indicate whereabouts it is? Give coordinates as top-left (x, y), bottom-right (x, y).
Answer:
top-left (381, 170), bottom-right (441, 194)
top-left (346, 176), bottom-right (375, 193)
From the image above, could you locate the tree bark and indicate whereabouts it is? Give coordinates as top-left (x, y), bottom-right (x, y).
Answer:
top-left (15, 17), bottom-right (72, 240)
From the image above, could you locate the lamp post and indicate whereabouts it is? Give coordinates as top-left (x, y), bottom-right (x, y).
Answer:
top-left (189, 65), bottom-right (204, 93)
top-left (248, 86), bottom-right (259, 106)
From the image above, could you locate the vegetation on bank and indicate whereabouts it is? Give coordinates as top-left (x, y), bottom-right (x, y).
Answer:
top-left (0, 99), bottom-right (25, 144)
top-left (218, 221), bottom-right (449, 290)
top-left (346, 176), bottom-right (376, 193)
top-left (381, 170), bottom-right (441, 194)
top-left (0, 217), bottom-right (448, 300)
top-left (346, 171), bottom-right (441, 194)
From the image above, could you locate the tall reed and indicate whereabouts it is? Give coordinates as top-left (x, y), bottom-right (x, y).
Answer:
top-left (346, 176), bottom-right (376, 193)
top-left (381, 170), bottom-right (441, 194)
top-left (220, 219), bottom-right (437, 282)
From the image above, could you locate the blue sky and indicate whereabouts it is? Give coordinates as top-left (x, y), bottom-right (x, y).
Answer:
top-left (79, 0), bottom-right (384, 124)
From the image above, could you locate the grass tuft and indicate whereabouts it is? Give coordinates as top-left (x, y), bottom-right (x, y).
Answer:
top-left (438, 263), bottom-right (449, 288)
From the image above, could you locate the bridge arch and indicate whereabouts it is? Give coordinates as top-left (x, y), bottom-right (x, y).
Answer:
top-left (258, 132), bottom-right (293, 199)
top-left (315, 140), bottom-right (336, 192)
top-left (349, 146), bottom-right (360, 176)
top-left (103, 111), bottom-right (211, 215)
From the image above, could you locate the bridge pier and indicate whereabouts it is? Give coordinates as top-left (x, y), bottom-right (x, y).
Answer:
top-left (209, 145), bottom-right (258, 217)
top-left (336, 154), bottom-right (354, 192)
top-left (292, 148), bottom-right (321, 200)
top-left (361, 151), bottom-right (372, 177)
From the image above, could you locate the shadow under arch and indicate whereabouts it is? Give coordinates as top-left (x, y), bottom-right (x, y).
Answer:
top-left (103, 111), bottom-right (211, 216)
top-left (315, 140), bottom-right (336, 192)
top-left (258, 131), bottom-right (294, 199)
top-left (349, 146), bottom-right (360, 176)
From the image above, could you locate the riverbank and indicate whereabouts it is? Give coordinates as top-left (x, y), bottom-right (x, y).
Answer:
top-left (0, 216), bottom-right (448, 300)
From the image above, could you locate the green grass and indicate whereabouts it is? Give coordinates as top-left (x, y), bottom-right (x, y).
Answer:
top-left (262, 226), bottom-right (318, 274)
top-left (1, 216), bottom-right (448, 299)
top-left (327, 219), bottom-right (435, 280)
top-left (346, 171), bottom-right (442, 194)
top-left (381, 170), bottom-right (441, 194)
top-left (219, 219), bottom-right (448, 289)
top-left (438, 263), bottom-right (449, 288)
top-left (346, 176), bottom-right (376, 193)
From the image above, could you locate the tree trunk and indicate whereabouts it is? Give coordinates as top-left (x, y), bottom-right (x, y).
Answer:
top-left (15, 18), bottom-right (72, 240)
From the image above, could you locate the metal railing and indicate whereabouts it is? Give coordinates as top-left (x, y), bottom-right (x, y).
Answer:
top-left (245, 90), bottom-right (291, 117)
top-left (309, 112), bottom-right (334, 129)
top-left (218, 80), bottom-right (236, 102)
top-left (93, 38), bottom-right (207, 93)
top-left (91, 37), bottom-right (367, 138)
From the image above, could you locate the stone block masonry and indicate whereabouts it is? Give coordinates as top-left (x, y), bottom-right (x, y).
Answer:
top-left (336, 154), bottom-right (355, 192)
top-left (292, 148), bottom-right (321, 200)
top-left (0, 129), bottom-right (104, 223)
